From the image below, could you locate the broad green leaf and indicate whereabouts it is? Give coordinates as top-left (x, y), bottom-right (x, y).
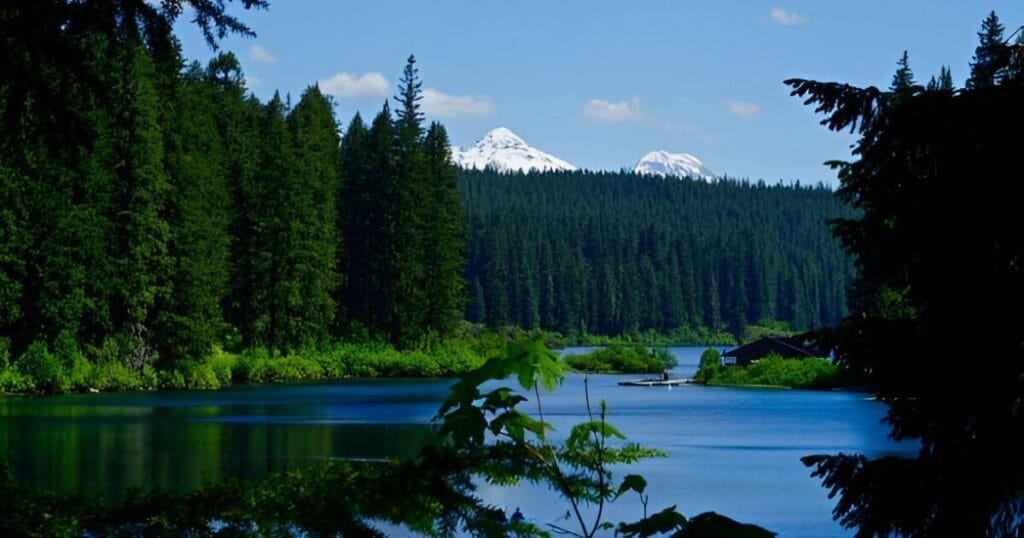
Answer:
top-left (616, 474), bottom-right (648, 498)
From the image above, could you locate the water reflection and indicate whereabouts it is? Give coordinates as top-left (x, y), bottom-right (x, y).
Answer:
top-left (0, 349), bottom-right (912, 536)
top-left (0, 380), bottom-right (446, 498)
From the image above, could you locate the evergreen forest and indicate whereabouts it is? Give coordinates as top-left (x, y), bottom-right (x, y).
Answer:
top-left (0, 3), bottom-right (854, 378)
top-left (461, 170), bottom-right (852, 337)
top-left (3, 2), bottom-right (1024, 537)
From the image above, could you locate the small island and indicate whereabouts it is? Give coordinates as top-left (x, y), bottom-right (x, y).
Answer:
top-left (563, 341), bottom-right (677, 374)
top-left (693, 337), bottom-right (846, 389)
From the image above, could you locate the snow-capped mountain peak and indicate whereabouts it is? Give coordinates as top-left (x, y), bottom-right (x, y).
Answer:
top-left (633, 150), bottom-right (715, 181)
top-left (479, 127), bottom-right (526, 148)
top-left (452, 128), bottom-right (577, 173)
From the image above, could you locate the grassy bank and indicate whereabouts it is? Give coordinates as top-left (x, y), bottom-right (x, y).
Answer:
top-left (0, 336), bottom-right (506, 395)
top-left (0, 320), bottom-right (793, 395)
top-left (693, 350), bottom-right (845, 389)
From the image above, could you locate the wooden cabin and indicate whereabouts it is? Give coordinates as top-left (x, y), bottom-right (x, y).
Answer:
top-left (721, 336), bottom-right (825, 367)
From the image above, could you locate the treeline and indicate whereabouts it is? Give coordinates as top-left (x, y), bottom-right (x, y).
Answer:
top-left (461, 170), bottom-right (854, 336)
top-left (0, 14), bottom-right (465, 372)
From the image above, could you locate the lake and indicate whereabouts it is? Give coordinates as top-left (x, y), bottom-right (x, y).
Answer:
top-left (0, 346), bottom-right (912, 536)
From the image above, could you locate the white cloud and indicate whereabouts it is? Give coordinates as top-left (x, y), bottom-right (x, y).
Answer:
top-left (582, 97), bottom-right (643, 122)
top-left (724, 100), bottom-right (761, 119)
top-left (245, 76), bottom-right (263, 88)
top-left (770, 7), bottom-right (809, 25)
top-left (421, 88), bottom-right (496, 118)
top-left (248, 44), bottom-right (278, 64)
top-left (319, 72), bottom-right (389, 99)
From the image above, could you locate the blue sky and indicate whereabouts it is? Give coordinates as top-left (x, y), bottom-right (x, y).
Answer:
top-left (175, 1), bottom-right (1024, 185)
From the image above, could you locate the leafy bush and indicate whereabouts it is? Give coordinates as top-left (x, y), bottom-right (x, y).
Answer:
top-left (564, 342), bottom-right (676, 373)
top-left (16, 342), bottom-right (64, 392)
top-left (0, 328), bottom-right (547, 394)
top-left (693, 352), bottom-right (842, 389)
top-left (87, 361), bottom-right (158, 391)
top-left (53, 331), bottom-right (91, 389)
top-left (699, 348), bottom-right (722, 369)
top-left (235, 347), bottom-right (324, 384)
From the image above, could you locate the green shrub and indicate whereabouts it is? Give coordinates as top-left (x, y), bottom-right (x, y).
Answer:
top-left (1, 329), bottom-right (502, 394)
top-left (693, 348), bottom-right (723, 383)
top-left (236, 350), bottom-right (324, 384)
top-left (175, 347), bottom-right (238, 389)
top-left (693, 352), bottom-right (842, 389)
top-left (0, 366), bottom-right (32, 393)
top-left (53, 331), bottom-right (91, 390)
top-left (17, 342), bottom-right (64, 392)
top-left (564, 342), bottom-right (673, 374)
top-left (699, 348), bottom-right (722, 370)
top-left (87, 361), bottom-right (156, 391)
top-left (0, 339), bottom-right (30, 392)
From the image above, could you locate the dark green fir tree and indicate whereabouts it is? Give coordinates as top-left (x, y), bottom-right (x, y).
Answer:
top-left (890, 50), bottom-right (916, 91)
top-left (967, 11), bottom-right (1007, 88)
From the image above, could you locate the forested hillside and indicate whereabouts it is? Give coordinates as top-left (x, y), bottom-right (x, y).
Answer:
top-left (461, 170), bottom-right (853, 337)
top-left (0, 0), bottom-right (854, 378)
top-left (0, 27), bottom-right (465, 371)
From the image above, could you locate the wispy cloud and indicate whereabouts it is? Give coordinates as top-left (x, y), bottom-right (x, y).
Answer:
top-left (660, 120), bottom-right (716, 143)
top-left (582, 97), bottom-right (643, 122)
top-left (769, 8), bottom-right (809, 26)
top-left (421, 88), bottom-right (496, 118)
top-left (319, 72), bottom-right (389, 99)
top-left (245, 76), bottom-right (263, 88)
top-left (248, 44), bottom-right (278, 64)
top-left (724, 100), bottom-right (761, 119)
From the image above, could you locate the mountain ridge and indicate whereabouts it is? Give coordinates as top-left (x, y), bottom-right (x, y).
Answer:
top-left (451, 128), bottom-right (714, 180)
top-left (451, 127), bottom-right (577, 173)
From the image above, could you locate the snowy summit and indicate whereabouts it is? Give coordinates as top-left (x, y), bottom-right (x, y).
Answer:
top-left (451, 127), bottom-right (577, 173)
top-left (633, 150), bottom-right (716, 181)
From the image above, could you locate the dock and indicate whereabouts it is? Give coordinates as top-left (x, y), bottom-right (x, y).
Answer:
top-left (617, 378), bottom-right (691, 387)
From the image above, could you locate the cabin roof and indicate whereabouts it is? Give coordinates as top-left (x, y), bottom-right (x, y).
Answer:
top-left (722, 336), bottom-right (824, 361)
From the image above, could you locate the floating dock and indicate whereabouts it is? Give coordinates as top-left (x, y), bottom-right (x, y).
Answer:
top-left (617, 378), bottom-right (691, 387)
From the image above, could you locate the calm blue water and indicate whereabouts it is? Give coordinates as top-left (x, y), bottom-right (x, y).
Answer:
top-left (0, 347), bottom-right (912, 536)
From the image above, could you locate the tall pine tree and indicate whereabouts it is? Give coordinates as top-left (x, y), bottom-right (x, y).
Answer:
top-left (422, 122), bottom-right (467, 337)
top-left (243, 92), bottom-right (292, 348)
top-left (967, 11), bottom-right (1008, 89)
top-left (890, 50), bottom-right (916, 91)
top-left (156, 62), bottom-right (232, 362)
top-left (279, 85), bottom-right (341, 347)
top-left (110, 43), bottom-right (171, 364)
top-left (927, 66), bottom-right (954, 91)
top-left (388, 56), bottom-right (431, 346)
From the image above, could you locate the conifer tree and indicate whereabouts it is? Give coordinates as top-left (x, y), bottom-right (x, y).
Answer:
top-left (0, 162), bottom-right (26, 340)
top-left (388, 56), bottom-right (431, 346)
top-left (890, 50), bottom-right (916, 91)
top-left (1009, 27), bottom-right (1024, 84)
top-left (967, 11), bottom-right (1008, 89)
top-left (156, 63), bottom-right (232, 362)
top-left (243, 92), bottom-right (291, 348)
top-left (926, 66), bottom-right (954, 91)
top-left (278, 85), bottom-right (341, 347)
top-left (338, 113), bottom-right (371, 328)
top-left (394, 55), bottom-right (425, 140)
top-left (422, 122), bottom-right (467, 337)
top-left (110, 44), bottom-right (172, 362)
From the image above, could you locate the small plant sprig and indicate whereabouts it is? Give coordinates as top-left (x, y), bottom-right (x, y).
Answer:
top-left (436, 335), bottom-right (775, 537)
